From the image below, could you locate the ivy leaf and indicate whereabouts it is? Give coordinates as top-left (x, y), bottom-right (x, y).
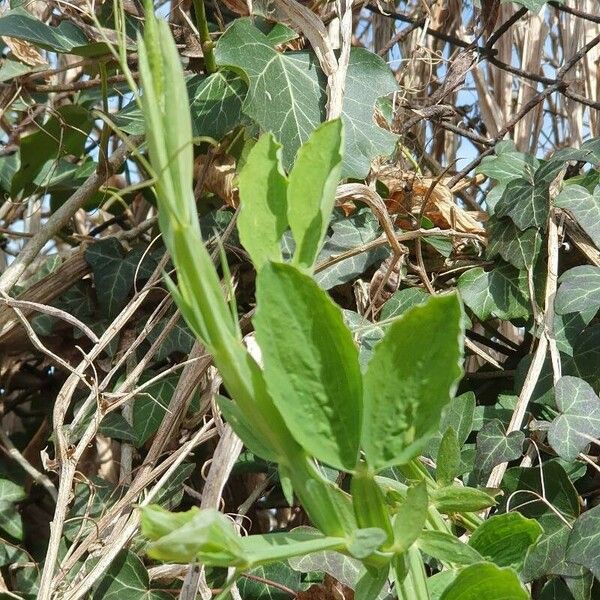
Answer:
top-left (85, 238), bottom-right (136, 318)
top-left (468, 512), bottom-right (543, 570)
top-left (215, 18), bottom-right (397, 178)
top-left (362, 293), bottom-right (464, 470)
top-left (93, 550), bottom-right (172, 600)
top-left (554, 184), bottom-right (600, 251)
top-left (486, 217), bottom-right (542, 269)
top-left (439, 562), bottom-right (529, 600)
top-left (379, 288), bottom-right (429, 321)
top-left (115, 72), bottom-right (247, 140)
top-left (98, 413), bottom-right (136, 444)
top-left (146, 316), bottom-right (195, 362)
top-left (237, 563), bottom-right (302, 599)
top-left (428, 392), bottom-right (476, 459)
top-left (457, 262), bottom-right (530, 321)
top-left (553, 310), bottom-right (596, 356)
top-left (563, 324), bottom-right (600, 393)
top-left (474, 419), bottom-right (524, 481)
top-left (566, 504), bottom-right (600, 580)
top-left (0, 480), bottom-right (26, 540)
top-left (315, 208), bottom-right (387, 290)
top-left (554, 266), bottom-right (600, 315)
top-left (0, 7), bottom-right (108, 56)
top-left (548, 376), bottom-right (600, 462)
top-left (495, 175), bottom-right (549, 230)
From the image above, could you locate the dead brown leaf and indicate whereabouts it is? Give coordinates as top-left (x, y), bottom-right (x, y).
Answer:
top-left (297, 575), bottom-right (354, 600)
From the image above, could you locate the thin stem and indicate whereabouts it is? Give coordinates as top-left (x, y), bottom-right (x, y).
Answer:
top-left (192, 0), bottom-right (217, 74)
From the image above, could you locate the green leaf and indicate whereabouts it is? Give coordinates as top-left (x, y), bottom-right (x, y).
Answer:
top-left (0, 480), bottom-right (26, 540)
top-left (555, 266), bottom-right (600, 315)
top-left (98, 413), bottom-right (136, 443)
top-left (428, 392), bottom-right (476, 459)
top-left (392, 482), bottom-right (428, 552)
top-left (555, 185), bottom-right (600, 251)
top-left (288, 119), bottom-right (343, 270)
top-left (554, 310), bottom-right (596, 356)
top-left (469, 512), bottom-right (543, 569)
top-left (0, 7), bottom-right (108, 56)
top-left (417, 531), bottom-right (483, 565)
top-left (115, 72), bottom-right (247, 140)
top-left (237, 563), bottom-right (301, 600)
top-left (486, 217), bottom-right (542, 269)
top-left (239, 530), bottom-right (345, 565)
top-left (215, 19), bottom-right (397, 178)
top-left (355, 565), bottom-right (390, 600)
top-left (503, 0), bottom-right (562, 13)
top-left (548, 376), bottom-right (600, 462)
top-left (238, 132), bottom-right (288, 268)
top-left (495, 172), bottom-right (549, 230)
top-left (457, 262), bottom-right (530, 321)
top-left (315, 208), bottom-right (387, 290)
top-left (254, 262), bottom-right (362, 471)
top-left (522, 517), bottom-right (581, 581)
top-left (144, 508), bottom-right (246, 565)
top-left (218, 396), bottom-right (279, 462)
top-left (85, 238), bottom-right (136, 318)
top-left (563, 324), bottom-right (600, 393)
top-left (346, 528), bottom-right (388, 559)
top-left (474, 419), bottom-right (524, 481)
top-left (501, 461), bottom-right (580, 526)
top-left (11, 105), bottom-right (94, 195)
top-left (566, 504), bottom-right (600, 579)
top-left (93, 550), bottom-right (171, 600)
top-left (431, 485), bottom-right (497, 513)
top-left (379, 288), bottom-right (429, 321)
top-left (362, 293), bottom-right (464, 470)
top-left (477, 142), bottom-right (538, 184)
top-left (436, 427), bottom-right (461, 487)
top-left (439, 562), bottom-right (529, 600)
top-left (140, 505), bottom-right (198, 540)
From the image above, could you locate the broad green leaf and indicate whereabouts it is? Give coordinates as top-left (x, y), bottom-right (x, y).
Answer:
top-left (468, 512), bottom-right (543, 569)
top-left (115, 72), bottom-right (247, 140)
top-left (218, 396), bottom-right (279, 462)
top-left (555, 266), bottom-right (600, 315)
top-left (11, 105), bottom-right (94, 195)
top-left (566, 504), bottom-right (600, 579)
top-left (215, 19), bottom-right (397, 178)
top-left (431, 485), bottom-right (498, 513)
top-left (379, 288), bottom-right (429, 321)
top-left (539, 579), bottom-right (576, 600)
top-left (501, 461), bottom-right (580, 526)
top-left (362, 293), bottom-right (464, 470)
top-left (131, 377), bottom-right (180, 447)
top-left (98, 413), bottom-right (136, 443)
top-left (146, 316), bottom-right (195, 362)
top-left (554, 310), bottom-right (596, 356)
top-left (428, 392), bottom-right (476, 459)
top-left (563, 324), bottom-right (600, 393)
top-left (93, 550), bottom-right (171, 600)
top-left (474, 419), bottom-right (524, 481)
top-left (436, 428), bottom-right (460, 486)
top-left (486, 217), bottom-right (542, 269)
top-left (315, 208), bottom-right (387, 290)
top-left (522, 516), bottom-right (581, 581)
top-left (0, 480), bottom-right (26, 540)
top-left (288, 119), bottom-right (343, 270)
top-left (239, 530), bottom-right (345, 565)
top-left (548, 376), bottom-right (600, 462)
top-left (85, 239), bottom-right (137, 318)
top-left (392, 482), bottom-right (428, 552)
top-left (495, 174), bottom-right (549, 230)
top-left (0, 57), bottom-right (46, 82)
top-left (140, 505), bottom-right (198, 540)
top-left (254, 262), bottom-right (362, 471)
top-left (144, 508), bottom-right (246, 565)
top-left (238, 133), bottom-right (288, 268)
top-left (347, 528), bottom-right (388, 559)
top-left (457, 262), bottom-right (530, 321)
top-left (439, 562), bottom-right (529, 600)
top-left (237, 563), bottom-right (301, 600)
top-left (555, 185), bottom-right (600, 251)
top-left (0, 7), bottom-right (109, 56)
top-left (427, 570), bottom-right (458, 600)
top-left (417, 531), bottom-right (483, 565)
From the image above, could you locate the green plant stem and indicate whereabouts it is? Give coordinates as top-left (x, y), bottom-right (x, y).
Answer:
top-left (192, 0), bottom-right (217, 73)
top-left (396, 546), bottom-right (430, 600)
